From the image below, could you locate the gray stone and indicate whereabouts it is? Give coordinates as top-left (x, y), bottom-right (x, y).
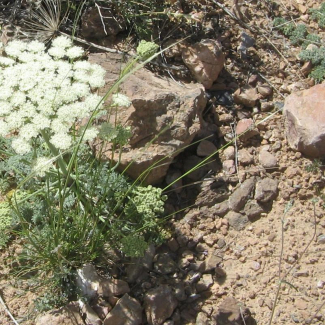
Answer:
top-left (223, 146), bottom-right (235, 160)
top-left (244, 200), bottom-right (264, 220)
top-left (259, 151), bottom-right (277, 169)
top-left (144, 285), bottom-right (178, 325)
top-left (75, 264), bottom-right (101, 300)
top-left (225, 211), bottom-right (249, 230)
top-left (89, 53), bottom-right (206, 184)
top-left (255, 178), bottom-right (278, 203)
top-left (283, 83), bottom-right (325, 157)
top-left (104, 294), bottom-right (142, 325)
top-left (228, 178), bottom-right (255, 212)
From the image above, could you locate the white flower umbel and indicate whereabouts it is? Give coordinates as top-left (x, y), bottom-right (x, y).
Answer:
top-left (0, 36), bottom-right (105, 157)
top-left (111, 93), bottom-right (132, 107)
top-left (33, 157), bottom-right (53, 177)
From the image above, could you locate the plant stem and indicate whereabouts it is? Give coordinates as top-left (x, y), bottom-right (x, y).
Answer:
top-left (39, 130), bottom-right (69, 177)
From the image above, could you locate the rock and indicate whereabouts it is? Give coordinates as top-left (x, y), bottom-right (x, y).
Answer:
top-left (81, 7), bottom-right (125, 41)
top-left (154, 253), bottom-right (178, 275)
top-left (236, 118), bottom-right (259, 140)
top-left (197, 140), bottom-right (218, 156)
top-left (223, 160), bottom-right (236, 174)
top-left (283, 83), bottom-right (325, 157)
top-left (228, 178), bottom-right (255, 212)
top-left (214, 297), bottom-right (254, 325)
top-left (144, 285), bottom-right (178, 325)
top-left (90, 52), bottom-right (207, 184)
top-left (238, 149), bottom-right (254, 165)
top-left (257, 85), bottom-right (273, 98)
top-left (196, 274), bottom-right (214, 292)
top-left (237, 32), bottom-right (255, 59)
top-left (196, 312), bottom-right (210, 325)
top-left (200, 252), bottom-right (222, 272)
top-left (79, 301), bottom-right (102, 325)
top-left (99, 278), bottom-right (130, 298)
top-left (76, 264), bottom-right (130, 299)
top-left (233, 86), bottom-right (260, 108)
top-left (255, 178), bottom-right (278, 203)
top-left (182, 39), bottom-right (225, 89)
top-left (244, 200), bottom-right (264, 220)
top-left (76, 264), bottom-right (101, 300)
top-left (104, 294), bottom-right (142, 325)
top-left (126, 244), bottom-right (155, 283)
top-left (225, 211), bottom-right (249, 230)
top-left (35, 304), bottom-right (85, 325)
top-left (258, 151), bottom-right (277, 169)
top-left (222, 146), bottom-right (235, 160)
top-left (183, 155), bottom-right (208, 181)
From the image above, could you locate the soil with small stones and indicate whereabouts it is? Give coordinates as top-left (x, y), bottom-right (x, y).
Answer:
top-left (1, 0), bottom-right (325, 324)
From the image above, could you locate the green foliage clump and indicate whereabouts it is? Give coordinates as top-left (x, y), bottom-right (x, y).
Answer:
top-left (273, 18), bottom-right (307, 45)
top-left (136, 40), bottom-right (159, 60)
top-left (310, 3), bottom-right (325, 28)
top-left (0, 201), bottom-right (12, 247)
top-left (302, 33), bottom-right (321, 48)
top-left (299, 46), bottom-right (325, 82)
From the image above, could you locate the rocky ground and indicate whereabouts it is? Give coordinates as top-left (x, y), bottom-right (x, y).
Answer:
top-left (1, 0), bottom-right (325, 324)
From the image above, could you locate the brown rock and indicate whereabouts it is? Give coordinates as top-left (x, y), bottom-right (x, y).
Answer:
top-left (182, 39), bottom-right (225, 89)
top-left (214, 296), bottom-right (254, 324)
top-left (81, 7), bottom-right (125, 41)
top-left (144, 285), bottom-right (178, 325)
top-left (104, 294), bottom-right (142, 325)
top-left (233, 86), bottom-right (260, 107)
top-left (258, 150), bottom-right (277, 169)
top-left (223, 160), bottom-right (236, 174)
top-left (89, 53), bottom-right (207, 184)
top-left (257, 85), bottom-right (273, 98)
top-left (283, 83), bottom-right (325, 157)
top-left (99, 278), bottom-right (130, 298)
top-left (238, 149), bottom-right (254, 165)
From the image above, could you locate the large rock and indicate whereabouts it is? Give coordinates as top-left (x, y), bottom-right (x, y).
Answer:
top-left (283, 83), bottom-right (325, 157)
top-left (182, 39), bottom-right (225, 89)
top-left (104, 294), bottom-right (142, 325)
top-left (89, 53), bottom-right (207, 184)
top-left (255, 178), bottom-right (278, 203)
top-left (144, 285), bottom-right (178, 325)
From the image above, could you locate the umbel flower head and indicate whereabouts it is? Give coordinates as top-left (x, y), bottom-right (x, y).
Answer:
top-left (0, 36), bottom-right (106, 155)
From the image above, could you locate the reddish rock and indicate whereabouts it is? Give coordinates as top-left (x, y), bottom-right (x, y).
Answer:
top-left (236, 118), bottom-right (259, 140)
top-left (233, 86), bottom-right (260, 107)
top-left (258, 151), bottom-right (277, 169)
top-left (283, 83), bottom-right (325, 157)
top-left (182, 39), bottom-right (225, 89)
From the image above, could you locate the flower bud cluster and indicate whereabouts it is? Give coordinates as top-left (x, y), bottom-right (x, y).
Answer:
top-left (0, 36), bottom-right (106, 155)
